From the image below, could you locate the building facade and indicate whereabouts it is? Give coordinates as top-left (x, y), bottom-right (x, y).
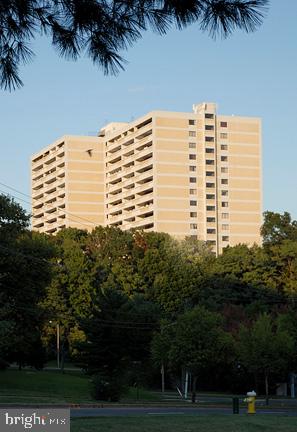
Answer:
top-left (31, 103), bottom-right (262, 253)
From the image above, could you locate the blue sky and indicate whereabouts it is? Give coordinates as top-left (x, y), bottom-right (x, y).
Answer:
top-left (0, 0), bottom-right (296, 219)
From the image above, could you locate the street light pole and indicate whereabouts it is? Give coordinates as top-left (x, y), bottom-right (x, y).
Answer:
top-left (56, 323), bottom-right (60, 369)
top-left (161, 363), bottom-right (165, 393)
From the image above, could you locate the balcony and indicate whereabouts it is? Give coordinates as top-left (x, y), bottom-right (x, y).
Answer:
top-left (106, 151), bottom-right (121, 163)
top-left (44, 203), bottom-right (57, 213)
top-left (134, 168), bottom-right (153, 185)
top-left (135, 125), bottom-right (153, 143)
top-left (121, 177), bottom-right (135, 190)
top-left (107, 169), bottom-right (122, 181)
top-left (32, 155), bottom-right (44, 170)
top-left (134, 180), bottom-right (153, 196)
top-left (43, 153), bottom-right (56, 165)
top-left (107, 141), bottom-right (121, 154)
top-left (122, 152), bottom-right (135, 166)
top-left (33, 221), bottom-right (44, 229)
top-left (33, 207), bottom-right (44, 218)
top-left (108, 182), bottom-right (122, 194)
top-left (135, 146), bottom-right (153, 162)
top-left (108, 212), bottom-right (123, 224)
top-left (121, 138), bottom-right (134, 148)
top-left (32, 189), bottom-right (44, 200)
top-left (107, 158), bottom-right (122, 172)
top-left (123, 214), bottom-right (154, 231)
top-left (32, 176), bottom-right (44, 188)
top-left (131, 192), bottom-right (154, 207)
top-left (122, 165), bottom-right (135, 178)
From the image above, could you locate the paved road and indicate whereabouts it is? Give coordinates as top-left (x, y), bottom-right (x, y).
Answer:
top-left (70, 406), bottom-right (297, 417)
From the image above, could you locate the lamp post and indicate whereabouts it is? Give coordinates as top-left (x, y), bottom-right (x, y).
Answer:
top-left (56, 323), bottom-right (60, 369)
top-left (49, 320), bottom-right (60, 369)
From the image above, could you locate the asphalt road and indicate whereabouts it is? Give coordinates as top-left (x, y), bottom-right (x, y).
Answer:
top-left (70, 406), bottom-right (297, 417)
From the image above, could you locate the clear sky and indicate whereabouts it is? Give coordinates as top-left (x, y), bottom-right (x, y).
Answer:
top-left (0, 0), bottom-right (296, 219)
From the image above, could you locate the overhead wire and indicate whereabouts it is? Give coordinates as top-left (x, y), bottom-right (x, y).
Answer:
top-left (0, 181), bottom-right (98, 230)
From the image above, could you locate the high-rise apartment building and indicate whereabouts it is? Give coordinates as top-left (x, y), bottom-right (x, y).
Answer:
top-left (31, 103), bottom-right (262, 253)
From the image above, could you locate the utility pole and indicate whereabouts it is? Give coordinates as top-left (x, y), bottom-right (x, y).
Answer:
top-left (56, 323), bottom-right (60, 369)
top-left (161, 363), bottom-right (165, 393)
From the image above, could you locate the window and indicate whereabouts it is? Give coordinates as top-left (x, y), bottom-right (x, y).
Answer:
top-left (205, 125), bottom-right (214, 130)
top-left (206, 194), bottom-right (215, 199)
top-left (206, 159), bottom-right (214, 165)
top-left (207, 217), bottom-right (216, 222)
top-left (220, 121), bottom-right (228, 128)
top-left (206, 148), bottom-right (214, 153)
top-left (189, 188), bottom-right (197, 195)
top-left (189, 165), bottom-right (196, 172)
top-left (189, 154), bottom-right (196, 160)
top-left (221, 144), bottom-right (228, 150)
top-left (206, 171), bottom-right (215, 177)
top-left (205, 136), bottom-right (214, 142)
top-left (222, 224), bottom-right (229, 230)
top-left (206, 182), bottom-right (215, 188)
top-left (207, 240), bottom-right (216, 246)
top-left (189, 119), bottom-right (196, 125)
top-left (221, 167), bottom-right (228, 173)
top-left (189, 131), bottom-right (196, 137)
top-left (221, 190), bottom-right (228, 196)
top-left (190, 223), bottom-right (197, 229)
top-left (190, 212), bottom-right (197, 217)
top-left (221, 156), bottom-right (228, 162)
top-left (222, 213), bottom-right (229, 219)
top-left (221, 179), bottom-right (228, 185)
top-left (189, 142), bottom-right (196, 149)
top-left (205, 113), bottom-right (214, 119)
top-left (207, 228), bottom-right (216, 234)
top-left (190, 200), bottom-right (197, 206)
top-left (206, 205), bottom-right (215, 211)
top-left (220, 133), bottom-right (228, 139)
top-left (189, 177), bottom-right (197, 183)
top-left (222, 236), bottom-right (229, 241)
top-left (222, 202), bottom-right (229, 208)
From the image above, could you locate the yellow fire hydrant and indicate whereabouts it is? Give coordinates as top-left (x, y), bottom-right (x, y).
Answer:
top-left (244, 391), bottom-right (256, 414)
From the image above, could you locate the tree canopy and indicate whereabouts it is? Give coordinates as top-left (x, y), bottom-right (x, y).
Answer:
top-left (0, 0), bottom-right (269, 90)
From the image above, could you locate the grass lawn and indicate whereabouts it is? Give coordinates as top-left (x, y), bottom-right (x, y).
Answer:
top-left (0, 369), bottom-right (160, 404)
top-left (71, 415), bottom-right (297, 432)
top-left (0, 369), bottom-right (92, 404)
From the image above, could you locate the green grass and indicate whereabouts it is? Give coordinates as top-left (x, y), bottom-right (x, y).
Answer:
top-left (0, 369), bottom-right (161, 404)
top-left (122, 387), bottom-right (161, 402)
top-left (0, 369), bottom-right (93, 404)
top-left (71, 415), bottom-right (297, 432)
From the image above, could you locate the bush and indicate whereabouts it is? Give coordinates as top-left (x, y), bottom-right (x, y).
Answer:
top-left (0, 357), bottom-right (9, 370)
top-left (91, 373), bottom-right (127, 402)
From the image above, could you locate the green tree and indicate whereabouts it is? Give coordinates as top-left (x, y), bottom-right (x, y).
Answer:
top-left (41, 227), bottom-right (95, 363)
top-left (1, 0), bottom-right (268, 90)
top-left (75, 288), bottom-right (159, 375)
top-left (168, 306), bottom-right (234, 402)
top-left (261, 211), bottom-right (297, 246)
top-left (0, 194), bottom-right (54, 368)
top-left (237, 313), bottom-right (294, 402)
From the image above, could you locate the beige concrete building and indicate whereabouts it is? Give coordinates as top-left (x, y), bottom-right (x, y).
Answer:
top-left (31, 102), bottom-right (262, 253)
top-left (31, 136), bottom-right (104, 233)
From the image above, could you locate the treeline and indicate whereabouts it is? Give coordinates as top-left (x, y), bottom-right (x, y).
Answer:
top-left (1, 193), bottom-right (297, 400)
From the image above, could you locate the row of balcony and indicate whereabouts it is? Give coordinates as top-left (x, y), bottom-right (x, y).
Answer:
top-left (106, 140), bottom-right (153, 165)
top-left (109, 215), bottom-right (154, 230)
top-left (106, 122), bottom-right (152, 154)
top-left (32, 167), bottom-right (65, 188)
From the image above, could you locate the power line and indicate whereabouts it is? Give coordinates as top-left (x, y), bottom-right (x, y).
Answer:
top-left (0, 181), bottom-right (98, 229)
top-left (0, 186), bottom-right (94, 231)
